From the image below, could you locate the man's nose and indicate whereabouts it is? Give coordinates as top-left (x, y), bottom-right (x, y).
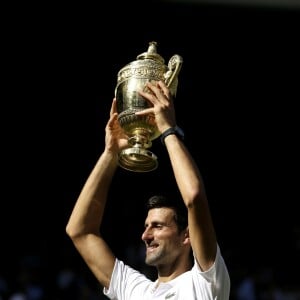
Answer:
top-left (141, 227), bottom-right (153, 241)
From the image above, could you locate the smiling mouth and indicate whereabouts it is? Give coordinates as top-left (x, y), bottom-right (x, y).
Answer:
top-left (146, 244), bottom-right (158, 253)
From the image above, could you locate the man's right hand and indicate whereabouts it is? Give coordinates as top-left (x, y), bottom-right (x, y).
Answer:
top-left (104, 98), bottom-right (129, 154)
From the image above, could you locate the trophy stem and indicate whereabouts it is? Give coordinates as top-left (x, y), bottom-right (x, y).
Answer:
top-left (128, 129), bottom-right (152, 148)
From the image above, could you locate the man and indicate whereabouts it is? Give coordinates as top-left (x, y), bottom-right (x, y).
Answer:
top-left (66, 80), bottom-right (230, 299)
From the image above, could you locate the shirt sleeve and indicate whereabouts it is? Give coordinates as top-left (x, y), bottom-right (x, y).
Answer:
top-left (193, 244), bottom-right (231, 300)
top-left (103, 258), bottom-right (152, 300)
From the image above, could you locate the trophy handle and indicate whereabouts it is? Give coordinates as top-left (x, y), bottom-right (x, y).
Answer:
top-left (164, 54), bottom-right (183, 93)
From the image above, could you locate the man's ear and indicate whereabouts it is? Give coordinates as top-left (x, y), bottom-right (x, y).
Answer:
top-left (183, 227), bottom-right (190, 245)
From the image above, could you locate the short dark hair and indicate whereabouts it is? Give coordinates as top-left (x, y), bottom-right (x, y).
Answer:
top-left (146, 195), bottom-right (188, 232)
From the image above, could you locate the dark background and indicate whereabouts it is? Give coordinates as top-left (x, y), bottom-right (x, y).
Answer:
top-left (1, 1), bottom-right (299, 299)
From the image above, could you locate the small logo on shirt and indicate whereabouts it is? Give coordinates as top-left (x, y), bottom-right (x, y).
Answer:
top-left (165, 292), bottom-right (176, 299)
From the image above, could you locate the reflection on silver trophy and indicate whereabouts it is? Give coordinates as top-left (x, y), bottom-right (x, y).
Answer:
top-left (115, 41), bottom-right (183, 172)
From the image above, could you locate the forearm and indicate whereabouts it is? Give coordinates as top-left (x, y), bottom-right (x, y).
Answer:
top-left (164, 135), bottom-right (205, 205)
top-left (66, 150), bottom-right (118, 238)
top-left (165, 134), bottom-right (217, 268)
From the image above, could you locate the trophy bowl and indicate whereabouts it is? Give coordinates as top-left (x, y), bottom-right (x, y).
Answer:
top-left (115, 41), bottom-right (183, 172)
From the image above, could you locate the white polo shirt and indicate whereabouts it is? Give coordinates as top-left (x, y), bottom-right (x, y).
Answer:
top-left (103, 245), bottom-right (230, 300)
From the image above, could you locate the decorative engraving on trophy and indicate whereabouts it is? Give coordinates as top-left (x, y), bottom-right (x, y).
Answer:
top-left (119, 66), bottom-right (163, 81)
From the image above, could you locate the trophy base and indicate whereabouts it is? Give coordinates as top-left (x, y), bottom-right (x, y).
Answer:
top-left (118, 147), bottom-right (158, 172)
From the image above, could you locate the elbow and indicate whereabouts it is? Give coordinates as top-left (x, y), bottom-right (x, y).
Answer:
top-left (184, 185), bottom-right (206, 208)
top-left (65, 223), bottom-right (75, 240)
top-left (65, 222), bottom-right (82, 241)
top-left (65, 221), bottom-right (99, 243)
top-left (65, 224), bottom-right (89, 253)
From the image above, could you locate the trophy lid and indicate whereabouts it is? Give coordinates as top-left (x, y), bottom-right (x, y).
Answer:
top-left (136, 41), bottom-right (165, 64)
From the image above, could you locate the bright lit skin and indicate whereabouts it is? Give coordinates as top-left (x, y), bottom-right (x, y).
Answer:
top-left (141, 207), bottom-right (191, 279)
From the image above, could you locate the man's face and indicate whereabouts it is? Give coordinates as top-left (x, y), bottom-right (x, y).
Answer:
top-left (141, 207), bottom-right (185, 266)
